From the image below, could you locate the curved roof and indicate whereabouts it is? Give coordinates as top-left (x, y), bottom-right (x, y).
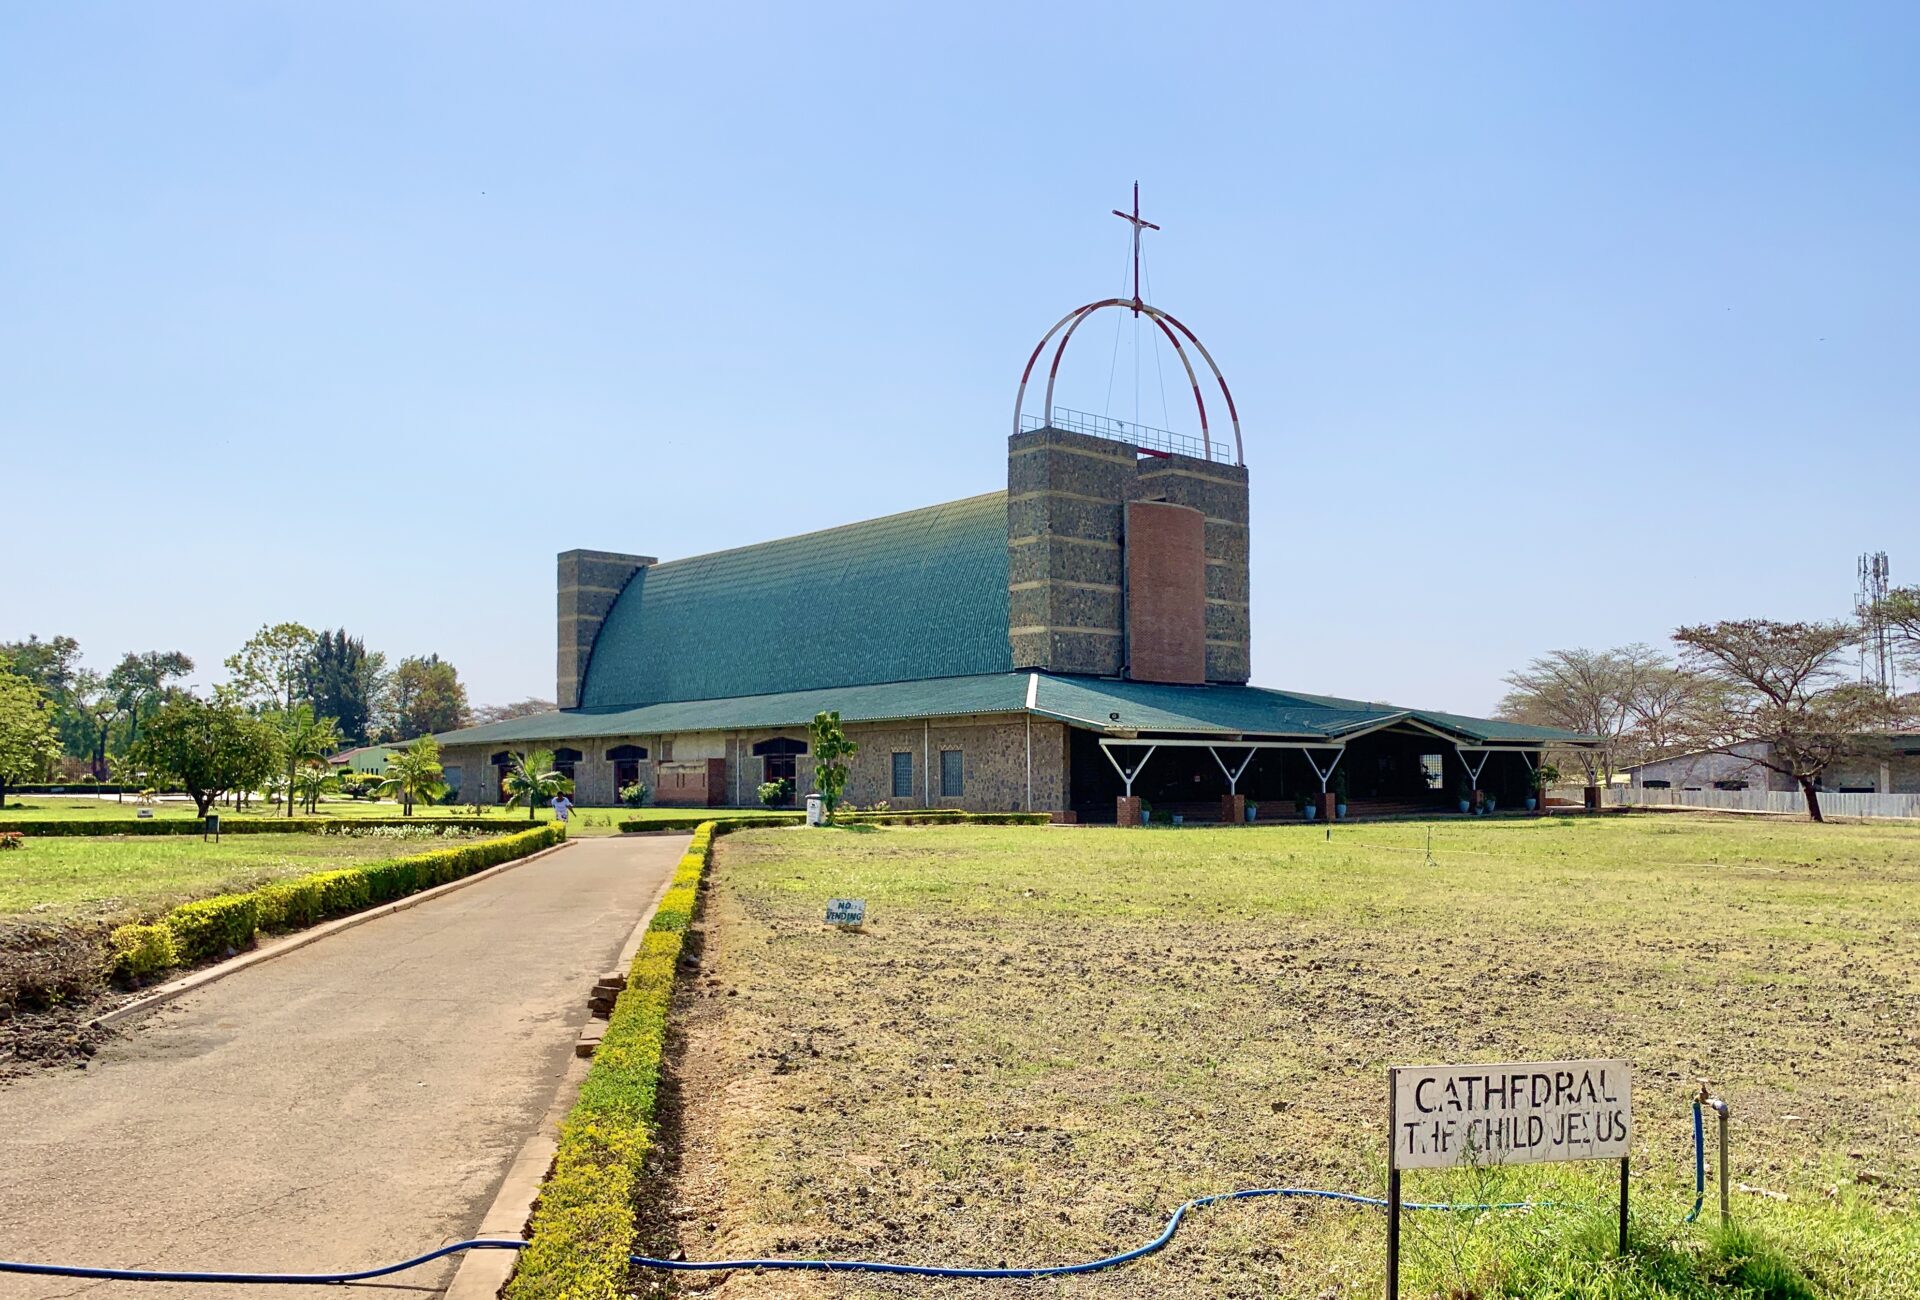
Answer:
top-left (578, 492), bottom-right (1013, 709)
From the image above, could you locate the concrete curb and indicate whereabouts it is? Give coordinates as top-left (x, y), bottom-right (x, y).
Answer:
top-left (100, 837), bottom-right (578, 1028)
top-left (442, 842), bottom-right (688, 1300)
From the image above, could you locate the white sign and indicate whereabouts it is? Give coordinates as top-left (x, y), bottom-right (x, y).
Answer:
top-left (824, 898), bottom-right (866, 927)
top-left (1390, 1059), bottom-right (1631, 1170)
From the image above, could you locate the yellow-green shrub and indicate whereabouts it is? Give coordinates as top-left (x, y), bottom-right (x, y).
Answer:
top-left (118, 823), bottom-right (566, 982)
top-left (108, 923), bottom-right (178, 983)
top-left (164, 894), bottom-right (261, 963)
top-left (506, 822), bottom-right (721, 1300)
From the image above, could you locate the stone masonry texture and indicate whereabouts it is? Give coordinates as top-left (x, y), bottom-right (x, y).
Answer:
top-left (556, 550), bottom-right (653, 710)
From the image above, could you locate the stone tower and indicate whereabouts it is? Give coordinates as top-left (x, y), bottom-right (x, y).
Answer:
top-left (556, 549), bottom-right (654, 709)
top-left (1007, 426), bottom-right (1249, 684)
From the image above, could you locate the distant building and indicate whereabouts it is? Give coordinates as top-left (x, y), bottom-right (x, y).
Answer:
top-left (327, 745), bottom-right (395, 775)
top-left (1625, 734), bottom-right (1920, 794)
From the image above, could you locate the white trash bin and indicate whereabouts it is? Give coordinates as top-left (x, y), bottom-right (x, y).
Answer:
top-left (805, 793), bottom-right (825, 826)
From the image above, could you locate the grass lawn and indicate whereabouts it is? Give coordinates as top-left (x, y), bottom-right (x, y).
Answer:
top-left (0, 832), bottom-right (491, 923)
top-left (0, 797), bottom-right (788, 838)
top-left (651, 814), bottom-right (1919, 1299)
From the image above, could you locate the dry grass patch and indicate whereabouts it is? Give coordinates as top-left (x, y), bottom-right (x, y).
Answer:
top-left (644, 816), bottom-right (1918, 1299)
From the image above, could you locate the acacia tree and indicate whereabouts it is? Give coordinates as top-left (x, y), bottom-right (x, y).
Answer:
top-left (1673, 619), bottom-right (1904, 822)
top-left (807, 710), bottom-right (858, 816)
top-left (0, 670), bottom-right (61, 808)
top-left (129, 696), bottom-right (281, 818)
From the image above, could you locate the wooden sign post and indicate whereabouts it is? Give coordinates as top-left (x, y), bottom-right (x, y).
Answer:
top-left (1386, 1059), bottom-right (1632, 1298)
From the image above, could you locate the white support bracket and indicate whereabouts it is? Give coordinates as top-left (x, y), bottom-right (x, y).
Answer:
top-left (1301, 745), bottom-right (1345, 793)
top-left (1454, 745), bottom-right (1494, 788)
top-left (1207, 746), bottom-right (1257, 795)
top-left (1100, 742), bottom-right (1157, 797)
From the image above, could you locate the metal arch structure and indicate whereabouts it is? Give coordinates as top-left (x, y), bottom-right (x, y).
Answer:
top-left (1013, 298), bottom-right (1244, 467)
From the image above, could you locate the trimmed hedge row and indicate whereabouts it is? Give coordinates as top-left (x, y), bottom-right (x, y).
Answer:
top-left (106, 823), bottom-right (566, 980)
top-left (0, 816), bottom-right (522, 838)
top-left (615, 809), bottom-right (1049, 834)
top-left (505, 821), bottom-right (721, 1300)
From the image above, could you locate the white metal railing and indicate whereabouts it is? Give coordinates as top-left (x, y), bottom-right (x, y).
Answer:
top-left (1020, 406), bottom-right (1237, 465)
top-left (1606, 786), bottom-right (1920, 819)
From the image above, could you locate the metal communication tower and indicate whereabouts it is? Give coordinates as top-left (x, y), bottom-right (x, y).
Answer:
top-left (1855, 551), bottom-right (1893, 692)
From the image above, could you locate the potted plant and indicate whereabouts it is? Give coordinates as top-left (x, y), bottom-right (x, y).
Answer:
top-left (1245, 801), bottom-right (1258, 824)
top-left (1455, 777), bottom-right (1471, 815)
top-left (1300, 786), bottom-right (1317, 820)
top-left (1137, 798), bottom-right (1152, 827)
top-left (1332, 768), bottom-right (1349, 821)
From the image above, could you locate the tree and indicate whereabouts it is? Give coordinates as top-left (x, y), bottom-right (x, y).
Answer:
top-left (501, 748), bottom-right (570, 820)
top-left (377, 737), bottom-right (448, 816)
top-left (0, 635), bottom-right (81, 698)
top-left (1498, 647), bottom-right (1648, 783)
top-left (304, 630), bottom-right (382, 746)
top-left (106, 650), bottom-right (195, 749)
top-left (66, 669), bottom-right (125, 778)
top-left (1876, 586), bottom-right (1920, 678)
top-left (0, 669), bottom-right (61, 808)
top-left (387, 654), bottom-right (469, 740)
top-left (470, 697), bottom-right (557, 726)
top-left (128, 695), bottom-right (281, 818)
top-left (291, 761), bottom-right (339, 814)
top-left (277, 704), bottom-right (343, 817)
top-left (807, 710), bottom-right (857, 816)
top-left (1673, 619), bottom-right (1905, 822)
top-left (224, 623), bottom-right (318, 715)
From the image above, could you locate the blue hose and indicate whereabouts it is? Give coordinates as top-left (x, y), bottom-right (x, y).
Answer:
top-left (0, 1110), bottom-right (1706, 1284)
top-left (1683, 1099), bottom-right (1707, 1224)
top-left (0, 1189), bottom-right (1538, 1285)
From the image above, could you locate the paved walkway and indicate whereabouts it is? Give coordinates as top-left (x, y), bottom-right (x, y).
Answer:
top-left (0, 834), bottom-right (690, 1299)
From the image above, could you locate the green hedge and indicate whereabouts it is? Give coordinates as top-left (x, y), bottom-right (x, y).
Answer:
top-left (506, 821), bottom-right (721, 1300)
top-left (0, 816), bottom-right (520, 838)
top-left (107, 823), bottom-right (566, 983)
top-left (616, 812), bottom-right (799, 834)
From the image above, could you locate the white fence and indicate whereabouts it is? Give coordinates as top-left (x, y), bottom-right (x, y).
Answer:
top-left (1606, 786), bottom-right (1920, 820)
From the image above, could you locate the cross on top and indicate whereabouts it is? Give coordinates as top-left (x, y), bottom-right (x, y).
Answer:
top-left (1111, 181), bottom-right (1161, 315)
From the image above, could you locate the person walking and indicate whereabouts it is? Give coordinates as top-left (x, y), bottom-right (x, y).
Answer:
top-left (550, 793), bottom-right (573, 823)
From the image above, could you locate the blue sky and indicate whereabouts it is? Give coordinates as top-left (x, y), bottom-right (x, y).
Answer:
top-left (3, 2), bottom-right (1916, 713)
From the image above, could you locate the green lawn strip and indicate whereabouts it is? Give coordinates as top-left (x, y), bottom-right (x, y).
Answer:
top-left (615, 810), bottom-right (1049, 834)
top-left (505, 822), bottom-right (717, 1300)
top-left (0, 798), bottom-right (564, 823)
top-left (107, 823), bottom-right (567, 980)
top-left (645, 818), bottom-right (1917, 1299)
top-left (0, 834), bottom-right (442, 920)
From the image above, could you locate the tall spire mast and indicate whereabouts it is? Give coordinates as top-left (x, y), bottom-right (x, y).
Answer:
top-left (1111, 181), bottom-right (1160, 316)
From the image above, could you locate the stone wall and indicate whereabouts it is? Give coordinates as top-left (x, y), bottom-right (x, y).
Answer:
top-left (440, 716), bottom-right (1070, 812)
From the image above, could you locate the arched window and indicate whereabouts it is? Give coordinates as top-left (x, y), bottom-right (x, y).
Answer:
top-left (751, 737), bottom-right (809, 757)
top-left (607, 744), bottom-right (649, 798)
top-left (551, 747), bottom-right (583, 790)
top-left (752, 737), bottom-right (807, 806)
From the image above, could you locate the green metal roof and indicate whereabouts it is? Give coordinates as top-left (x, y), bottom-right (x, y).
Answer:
top-left (579, 493), bottom-right (1012, 709)
top-left (436, 671), bottom-right (1595, 748)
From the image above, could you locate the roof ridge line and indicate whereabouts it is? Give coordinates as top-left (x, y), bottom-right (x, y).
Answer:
top-left (643, 490), bottom-right (1007, 573)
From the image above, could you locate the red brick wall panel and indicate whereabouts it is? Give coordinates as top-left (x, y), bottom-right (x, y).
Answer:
top-left (1125, 501), bottom-right (1207, 684)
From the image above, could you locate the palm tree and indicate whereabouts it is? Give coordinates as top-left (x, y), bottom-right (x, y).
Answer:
top-left (377, 737), bottom-right (447, 816)
top-left (280, 705), bottom-right (343, 817)
top-left (501, 748), bottom-right (571, 821)
top-left (291, 761), bottom-right (338, 814)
